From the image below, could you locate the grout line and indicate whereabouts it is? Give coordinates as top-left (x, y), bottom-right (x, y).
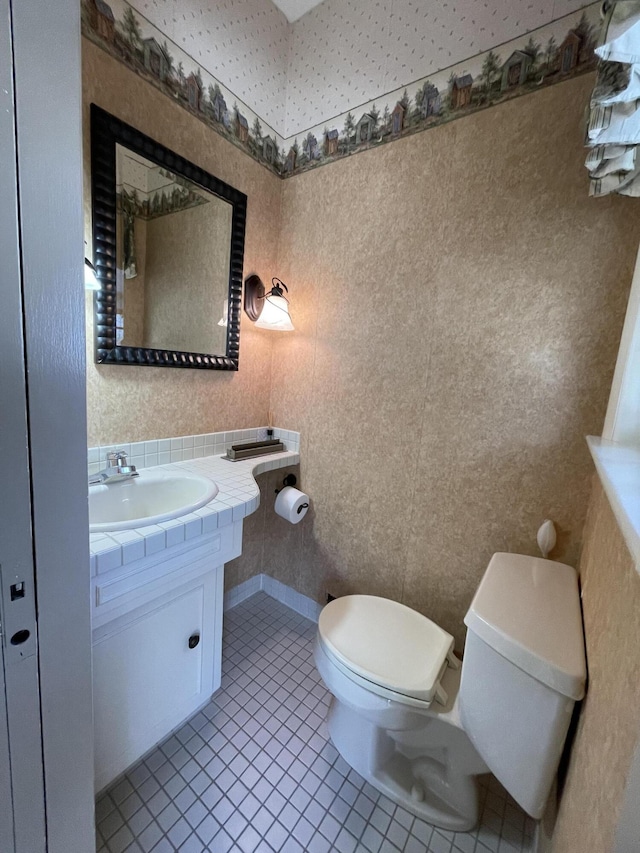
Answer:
top-left (97, 591), bottom-right (529, 853)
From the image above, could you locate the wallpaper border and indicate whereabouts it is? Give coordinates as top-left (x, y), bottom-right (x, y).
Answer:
top-left (81, 0), bottom-right (286, 175)
top-left (82, 0), bottom-right (600, 181)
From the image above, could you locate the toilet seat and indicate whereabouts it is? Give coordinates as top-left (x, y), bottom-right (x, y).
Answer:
top-left (318, 595), bottom-right (458, 706)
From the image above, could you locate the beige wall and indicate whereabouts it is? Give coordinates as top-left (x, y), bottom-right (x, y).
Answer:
top-left (144, 200), bottom-right (231, 354)
top-left (84, 43), bottom-right (639, 660)
top-left (84, 42), bottom-right (640, 843)
top-left (550, 479), bottom-right (640, 852)
top-left (83, 40), bottom-right (281, 446)
top-left (225, 464), bottom-right (302, 592)
top-left (269, 73), bottom-right (640, 648)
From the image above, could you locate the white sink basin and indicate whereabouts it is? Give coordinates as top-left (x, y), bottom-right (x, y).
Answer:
top-left (89, 469), bottom-right (218, 533)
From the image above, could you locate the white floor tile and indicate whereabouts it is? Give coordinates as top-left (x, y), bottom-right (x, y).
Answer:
top-left (97, 592), bottom-right (532, 853)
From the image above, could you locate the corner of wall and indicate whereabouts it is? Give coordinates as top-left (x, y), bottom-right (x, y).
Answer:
top-left (549, 479), bottom-right (640, 853)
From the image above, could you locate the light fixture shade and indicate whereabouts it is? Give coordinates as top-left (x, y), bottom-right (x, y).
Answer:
top-left (84, 258), bottom-right (100, 290)
top-left (255, 294), bottom-right (294, 331)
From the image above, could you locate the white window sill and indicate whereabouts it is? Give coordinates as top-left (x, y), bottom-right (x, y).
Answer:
top-left (588, 436), bottom-right (640, 571)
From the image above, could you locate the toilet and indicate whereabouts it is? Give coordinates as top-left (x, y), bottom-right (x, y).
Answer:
top-left (314, 553), bottom-right (586, 831)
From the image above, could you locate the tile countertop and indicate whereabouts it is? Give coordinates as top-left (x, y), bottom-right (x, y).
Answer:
top-left (89, 450), bottom-right (300, 576)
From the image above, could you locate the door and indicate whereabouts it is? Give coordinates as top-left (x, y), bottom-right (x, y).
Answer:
top-left (0, 1), bottom-right (47, 848)
top-left (1, 1), bottom-right (95, 851)
top-left (0, 645), bottom-right (16, 852)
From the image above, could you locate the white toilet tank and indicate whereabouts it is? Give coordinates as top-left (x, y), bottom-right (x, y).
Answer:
top-left (459, 553), bottom-right (586, 819)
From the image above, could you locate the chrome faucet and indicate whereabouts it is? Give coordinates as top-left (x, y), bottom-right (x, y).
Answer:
top-left (89, 450), bottom-right (139, 485)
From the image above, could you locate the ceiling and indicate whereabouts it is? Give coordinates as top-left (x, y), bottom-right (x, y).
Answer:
top-left (271, 0), bottom-right (325, 22)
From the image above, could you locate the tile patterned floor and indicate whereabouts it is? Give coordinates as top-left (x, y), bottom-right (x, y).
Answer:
top-left (96, 592), bottom-right (536, 853)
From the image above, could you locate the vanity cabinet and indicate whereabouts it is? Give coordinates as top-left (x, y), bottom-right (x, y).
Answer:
top-left (91, 522), bottom-right (242, 792)
top-left (93, 571), bottom-right (220, 792)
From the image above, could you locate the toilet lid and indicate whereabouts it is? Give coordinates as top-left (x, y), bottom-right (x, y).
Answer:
top-left (318, 595), bottom-right (455, 703)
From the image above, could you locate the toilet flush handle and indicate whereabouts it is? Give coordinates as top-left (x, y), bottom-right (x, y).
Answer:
top-left (537, 519), bottom-right (556, 559)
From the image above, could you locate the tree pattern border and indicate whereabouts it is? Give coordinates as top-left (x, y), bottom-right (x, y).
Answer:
top-left (82, 0), bottom-right (599, 181)
top-left (91, 104), bottom-right (247, 371)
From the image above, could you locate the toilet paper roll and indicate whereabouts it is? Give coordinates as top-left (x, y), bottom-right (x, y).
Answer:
top-left (274, 486), bottom-right (310, 524)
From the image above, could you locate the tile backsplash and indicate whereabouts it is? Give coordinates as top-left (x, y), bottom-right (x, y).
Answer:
top-left (88, 427), bottom-right (300, 475)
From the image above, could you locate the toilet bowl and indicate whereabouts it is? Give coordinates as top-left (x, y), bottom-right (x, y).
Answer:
top-left (314, 553), bottom-right (587, 831)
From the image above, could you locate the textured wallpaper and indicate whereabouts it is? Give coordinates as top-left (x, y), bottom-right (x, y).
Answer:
top-left (83, 41), bottom-right (281, 445)
top-left (82, 27), bottom-right (640, 845)
top-left (268, 73), bottom-right (640, 650)
top-left (550, 480), bottom-right (640, 853)
top-left (143, 200), bottom-right (231, 354)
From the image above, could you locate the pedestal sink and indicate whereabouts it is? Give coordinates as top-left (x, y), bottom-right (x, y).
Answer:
top-left (89, 469), bottom-right (218, 533)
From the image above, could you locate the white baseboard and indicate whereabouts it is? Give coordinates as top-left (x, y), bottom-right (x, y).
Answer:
top-left (224, 573), bottom-right (322, 622)
top-left (223, 575), bottom-right (263, 611)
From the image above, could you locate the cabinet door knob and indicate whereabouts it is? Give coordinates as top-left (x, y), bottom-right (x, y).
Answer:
top-left (188, 633), bottom-right (200, 649)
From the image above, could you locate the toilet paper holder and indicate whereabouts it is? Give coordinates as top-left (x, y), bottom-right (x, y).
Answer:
top-left (275, 474), bottom-right (298, 494)
top-left (274, 477), bottom-right (310, 520)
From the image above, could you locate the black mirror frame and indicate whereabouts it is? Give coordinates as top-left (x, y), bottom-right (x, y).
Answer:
top-left (90, 104), bottom-right (247, 370)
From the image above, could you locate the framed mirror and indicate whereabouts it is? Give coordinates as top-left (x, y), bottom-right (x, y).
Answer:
top-left (90, 105), bottom-right (247, 369)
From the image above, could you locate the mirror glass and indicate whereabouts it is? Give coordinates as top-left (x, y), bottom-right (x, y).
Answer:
top-left (115, 144), bottom-right (232, 355)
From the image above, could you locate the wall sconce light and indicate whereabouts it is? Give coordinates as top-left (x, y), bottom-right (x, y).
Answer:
top-left (244, 274), bottom-right (294, 331)
top-left (84, 257), bottom-right (100, 291)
